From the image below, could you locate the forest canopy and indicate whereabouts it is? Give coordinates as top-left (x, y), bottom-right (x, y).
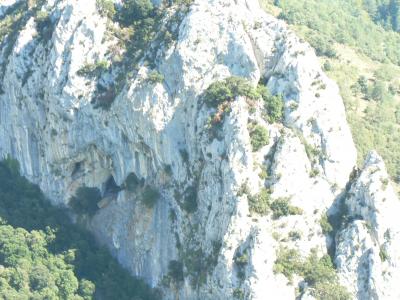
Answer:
top-left (0, 158), bottom-right (159, 300)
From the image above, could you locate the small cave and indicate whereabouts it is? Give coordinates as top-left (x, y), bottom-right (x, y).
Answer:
top-left (71, 161), bottom-right (84, 179)
top-left (124, 172), bottom-right (146, 192)
top-left (103, 175), bottom-right (121, 197)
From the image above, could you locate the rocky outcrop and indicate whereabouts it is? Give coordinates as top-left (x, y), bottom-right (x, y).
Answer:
top-left (1, 0), bottom-right (397, 299)
top-left (335, 151), bottom-right (400, 299)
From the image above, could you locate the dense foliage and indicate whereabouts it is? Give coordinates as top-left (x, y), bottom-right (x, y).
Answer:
top-left (363, 0), bottom-right (400, 32)
top-left (0, 158), bottom-right (159, 299)
top-left (119, 0), bottom-right (155, 26)
top-left (270, 198), bottom-right (303, 219)
top-left (249, 125), bottom-right (270, 151)
top-left (203, 76), bottom-right (259, 106)
top-left (274, 247), bottom-right (351, 299)
top-left (69, 187), bottom-right (102, 216)
top-left (257, 84), bottom-right (284, 123)
top-left (247, 188), bottom-right (270, 215)
top-left (273, 0), bottom-right (400, 65)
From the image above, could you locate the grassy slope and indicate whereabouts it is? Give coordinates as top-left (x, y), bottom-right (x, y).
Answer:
top-left (260, 0), bottom-right (400, 186)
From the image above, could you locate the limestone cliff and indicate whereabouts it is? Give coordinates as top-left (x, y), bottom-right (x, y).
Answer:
top-left (0, 0), bottom-right (399, 299)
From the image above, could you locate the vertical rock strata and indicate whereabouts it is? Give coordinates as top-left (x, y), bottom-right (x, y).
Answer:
top-left (0, 0), bottom-right (398, 299)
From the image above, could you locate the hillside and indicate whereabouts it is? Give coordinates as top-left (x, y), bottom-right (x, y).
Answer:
top-left (262, 0), bottom-right (400, 184)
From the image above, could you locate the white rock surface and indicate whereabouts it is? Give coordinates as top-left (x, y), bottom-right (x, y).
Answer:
top-left (1, 0), bottom-right (395, 299)
top-left (335, 151), bottom-right (400, 299)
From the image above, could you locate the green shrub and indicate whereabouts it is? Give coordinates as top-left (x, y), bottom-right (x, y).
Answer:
top-left (233, 288), bottom-right (245, 300)
top-left (312, 281), bottom-right (353, 300)
top-left (69, 186), bottom-right (102, 216)
top-left (369, 80), bottom-right (388, 101)
top-left (353, 75), bottom-right (369, 97)
top-left (303, 252), bottom-right (350, 299)
top-left (249, 125), bottom-right (269, 151)
top-left (257, 85), bottom-right (284, 123)
top-left (274, 247), bottom-right (351, 299)
top-left (96, 0), bottom-right (116, 19)
top-left (273, 247), bottom-right (303, 281)
top-left (288, 230), bottom-right (302, 240)
top-left (203, 76), bottom-right (258, 106)
top-left (323, 61), bottom-right (332, 71)
top-left (181, 248), bottom-right (208, 287)
top-left (374, 64), bottom-right (397, 81)
top-left (379, 246), bottom-right (389, 262)
top-left (142, 186), bottom-right (160, 208)
top-left (259, 165), bottom-right (269, 180)
top-left (77, 60), bottom-right (108, 78)
top-left (302, 253), bottom-right (336, 286)
top-left (147, 70), bottom-right (164, 84)
top-left (119, 0), bottom-right (154, 26)
top-left (234, 251), bottom-right (249, 267)
top-left (234, 250), bottom-right (249, 280)
top-left (310, 168), bottom-right (320, 178)
top-left (270, 198), bottom-right (303, 219)
top-left (248, 188), bottom-right (270, 215)
top-left (320, 212), bottom-right (333, 234)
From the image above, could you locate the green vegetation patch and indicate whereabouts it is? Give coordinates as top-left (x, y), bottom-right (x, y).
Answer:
top-left (273, 0), bottom-right (400, 65)
top-left (257, 84), bottom-right (284, 123)
top-left (248, 188), bottom-right (271, 215)
top-left (320, 212), bottom-right (333, 235)
top-left (0, 158), bottom-right (158, 299)
top-left (274, 247), bottom-right (351, 299)
top-left (270, 198), bottom-right (303, 219)
top-left (96, 0), bottom-right (116, 19)
top-left (69, 186), bottom-right (102, 216)
top-left (234, 249), bottom-right (249, 280)
top-left (147, 70), bottom-right (164, 84)
top-left (77, 61), bottom-right (109, 78)
top-left (249, 124), bottom-right (270, 152)
top-left (203, 76), bottom-right (259, 106)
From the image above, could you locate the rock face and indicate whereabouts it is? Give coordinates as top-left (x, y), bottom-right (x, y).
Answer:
top-left (335, 151), bottom-right (400, 299)
top-left (0, 0), bottom-right (397, 299)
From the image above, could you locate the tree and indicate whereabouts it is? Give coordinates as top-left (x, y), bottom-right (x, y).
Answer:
top-left (258, 85), bottom-right (284, 123)
top-left (249, 125), bottom-right (270, 151)
top-left (203, 76), bottom-right (258, 106)
top-left (96, 0), bottom-right (116, 19)
top-left (120, 0), bottom-right (154, 25)
top-left (69, 187), bottom-right (102, 216)
top-left (79, 279), bottom-right (96, 300)
top-left (370, 80), bottom-right (387, 101)
top-left (0, 159), bottom-right (159, 300)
